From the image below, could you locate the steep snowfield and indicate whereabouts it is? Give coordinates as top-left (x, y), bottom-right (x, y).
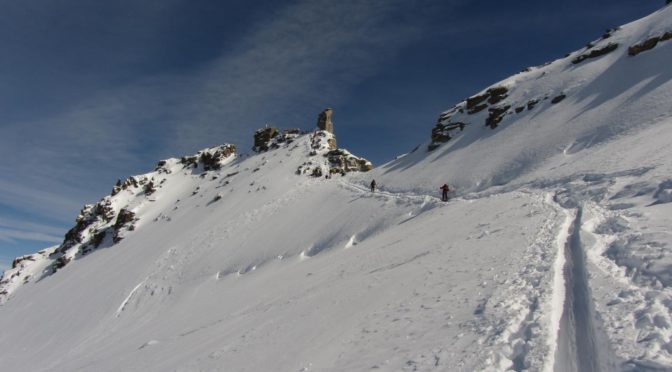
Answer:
top-left (0, 135), bottom-right (573, 371)
top-left (1, 6), bottom-right (672, 372)
top-left (375, 6), bottom-right (672, 197)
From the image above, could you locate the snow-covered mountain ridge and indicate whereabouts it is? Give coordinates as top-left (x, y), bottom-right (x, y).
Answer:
top-left (1, 6), bottom-right (671, 372)
top-left (0, 127), bottom-right (371, 303)
top-left (376, 6), bottom-right (672, 197)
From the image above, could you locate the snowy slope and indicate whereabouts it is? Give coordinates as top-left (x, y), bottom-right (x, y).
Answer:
top-left (374, 6), bottom-right (672, 196)
top-left (1, 6), bottom-right (672, 372)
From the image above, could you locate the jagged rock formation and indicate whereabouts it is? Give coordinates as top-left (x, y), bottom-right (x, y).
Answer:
top-left (250, 109), bottom-right (369, 177)
top-left (198, 145), bottom-right (237, 171)
top-left (0, 111), bottom-right (372, 303)
top-left (296, 129), bottom-right (372, 176)
top-left (0, 144), bottom-right (236, 303)
top-left (253, 127), bottom-right (279, 152)
top-left (253, 127), bottom-right (302, 152)
top-left (178, 144), bottom-right (236, 170)
top-left (325, 149), bottom-right (373, 173)
top-left (628, 30), bottom-right (672, 56)
top-left (317, 108), bottom-right (334, 133)
top-left (424, 22), bottom-right (646, 151)
top-left (571, 43), bottom-right (619, 64)
top-left (426, 28), bottom-right (629, 150)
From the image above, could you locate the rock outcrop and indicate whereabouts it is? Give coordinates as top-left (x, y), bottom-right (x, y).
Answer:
top-left (628, 31), bottom-right (672, 56)
top-left (253, 127), bottom-right (302, 153)
top-left (571, 43), bottom-right (618, 64)
top-left (199, 145), bottom-right (236, 171)
top-left (317, 108), bottom-right (334, 133)
top-left (112, 209), bottom-right (137, 243)
top-left (325, 149), bottom-right (373, 173)
top-left (253, 127), bottom-right (279, 152)
top-left (1, 109), bottom-right (369, 303)
top-left (294, 113), bottom-right (372, 176)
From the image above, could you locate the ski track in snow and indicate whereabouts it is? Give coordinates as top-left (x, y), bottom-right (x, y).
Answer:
top-left (553, 203), bottom-right (610, 372)
top-left (116, 279), bottom-right (147, 317)
top-left (350, 172), bottom-right (672, 371)
top-left (343, 180), bottom-right (581, 371)
top-left (2, 8), bottom-right (672, 369)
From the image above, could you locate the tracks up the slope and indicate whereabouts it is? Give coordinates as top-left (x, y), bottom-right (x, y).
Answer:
top-left (553, 199), bottom-right (615, 372)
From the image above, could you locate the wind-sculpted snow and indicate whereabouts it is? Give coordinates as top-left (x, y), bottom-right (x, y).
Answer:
top-left (1, 6), bottom-right (672, 372)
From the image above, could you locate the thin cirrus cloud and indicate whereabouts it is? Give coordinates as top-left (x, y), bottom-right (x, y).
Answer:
top-left (164, 0), bottom-right (433, 152)
top-left (0, 0), bottom-right (436, 262)
top-left (0, 229), bottom-right (62, 245)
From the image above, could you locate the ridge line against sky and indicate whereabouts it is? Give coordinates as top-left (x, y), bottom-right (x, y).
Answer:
top-left (0, 0), bottom-right (663, 268)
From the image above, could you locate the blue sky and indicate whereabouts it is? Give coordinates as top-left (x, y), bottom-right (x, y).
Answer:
top-left (0, 0), bottom-right (662, 271)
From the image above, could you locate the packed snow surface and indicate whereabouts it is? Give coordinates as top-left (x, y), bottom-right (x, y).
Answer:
top-left (1, 6), bottom-right (672, 372)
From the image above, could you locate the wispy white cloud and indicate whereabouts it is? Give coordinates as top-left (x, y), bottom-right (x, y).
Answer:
top-left (0, 217), bottom-right (66, 237)
top-left (0, 228), bottom-right (62, 244)
top-left (165, 0), bottom-right (431, 151)
top-left (0, 0), bottom-right (432, 256)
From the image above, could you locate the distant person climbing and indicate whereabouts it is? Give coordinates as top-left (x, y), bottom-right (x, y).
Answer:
top-left (440, 183), bottom-right (450, 202)
top-left (370, 179), bottom-right (376, 192)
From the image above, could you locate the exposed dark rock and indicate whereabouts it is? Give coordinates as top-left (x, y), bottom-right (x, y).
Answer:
top-left (486, 105), bottom-right (511, 129)
top-left (468, 103), bottom-right (488, 115)
top-left (54, 256), bottom-right (70, 270)
top-left (431, 126), bottom-right (451, 144)
top-left (253, 127), bottom-right (279, 152)
top-left (200, 145), bottom-right (236, 170)
top-left (94, 200), bottom-right (115, 222)
top-left (180, 156), bottom-right (198, 168)
top-left (629, 32), bottom-right (672, 56)
top-left (629, 38), bottom-right (660, 56)
top-left (572, 43), bottom-right (618, 64)
top-left (317, 108), bottom-right (334, 133)
top-left (325, 150), bottom-right (373, 173)
top-left (55, 199), bottom-right (119, 255)
top-left (91, 230), bottom-right (107, 248)
top-left (438, 112), bottom-right (452, 123)
top-left (551, 94), bottom-right (567, 104)
top-left (115, 209), bottom-right (136, 230)
top-left (311, 167), bottom-right (323, 177)
top-left (144, 181), bottom-right (156, 195)
top-left (254, 127), bottom-right (302, 152)
top-left (113, 208), bottom-right (137, 243)
top-left (11, 256), bottom-right (35, 269)
top-left (466, 93), bottom-right (490, 112)
top-left (311, 130), bottom-right (337, 151)
top-left (429, 122), bottom-right (467, 150)
top-left (155, 160), bottom-right (170, 174)
top-left (487, 86), bottom-right (509, 105)
top-left (527, 99), bottom-right (539, 110)
top-left (515, 106), bottom-right (525, 113)
top-left (602, 27), bottom-right (619, 40)
top-left (113, 177), bottom-right (136, 196)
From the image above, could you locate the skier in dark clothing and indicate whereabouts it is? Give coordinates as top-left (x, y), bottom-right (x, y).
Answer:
top-left (370, 179), bottom-right (376, 192)
top-left (440, 184), bottom-right (450, 201)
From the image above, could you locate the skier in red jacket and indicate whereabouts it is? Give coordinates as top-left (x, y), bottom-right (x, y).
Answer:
top-left (440, 184), bottom-right (450, 201)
